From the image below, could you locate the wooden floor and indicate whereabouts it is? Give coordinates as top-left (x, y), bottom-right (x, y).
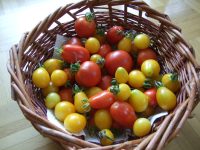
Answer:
top-left (0, 0), bottom-right (200, 149)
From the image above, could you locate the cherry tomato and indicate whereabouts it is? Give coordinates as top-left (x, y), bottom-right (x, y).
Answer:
top-left (51, 70), bottom-right (68, 87)
top-left (114, 83), bottom-right (131, 101)
top-left (90, 54), bottom-right (105, 68)
top-left (74, 91), bottom-right (90, 113)
top-left (144, 88), bottom-right (157, 108)
top-left (156, 87), bottom-right (176, 111)
top-left (58, 88), bottom-right (73, 103)
top-left (66, 37), bottom-right (82, 46)
top-left (134, 33), bottom-right (150, 49)
top-left (42, 81), bottom-right (59, 97)
top-left (98, 75), bottom-right (112, 90)
top-left (63, 68), bottom-right (75, 85)
top-left (137, 48), bottom-right (157, 66)
top-left (45, 92), bottom-right (61, 109)
top-left (75, 61), bottom-right (101, 87)
top-left (98, 44), bottom-right (112, 58)
top-left (141, 59), bottom-right (160, 78)
top-left (74, 13), bottom-right (96, 38)
top-left (85, 37), bottom-right (100, 54)
top-left (32, 67), bottom-right (50, 88)
top-left (62, 44), bottom-right (90, 63)
top-left (85, 86), bottom-right (103, 98)
top-left (128, 70), bottom-right (146, 88)
top-left (133, 118), bottom-right (151, 137)
top-left (115, 67), bottom-right (129, 84)
top-left (110, 101), bottom-right (137, 128)
top-left (162, 73), bottom-right (180, 93)
top-left (43, 59), bottom-right (63, 75)
top-left (64, 113), bottom-right (86, 133)
top-left (129, 89), bottom-right (148, 113)
top-left (117, 37), bottom-right (132, 52)
top-left (89, 91), bottom-right (115, 109)
top-left (107, 26), bottom-right (124, 44)
top-left (54, 101), bottom-right (75, 122)
top-left (105, 50), bottom-right (133, 76)
top-left (94, 109), bottom-right (112, 130)
top-left (99, 129), bottom-right (114, 146)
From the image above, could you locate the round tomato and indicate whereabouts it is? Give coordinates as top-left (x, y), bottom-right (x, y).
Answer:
top-left (110, 101), bottom-right (137, 128)
top-left (75, 61), bottom-right (101, 87)
top-left (45, 92), bottom-right (61, 109)
top-left (99, 129), bottom-right (114, 146)
top-left (85, 37), bottom-right (100, 54)
top-left (98, 44), bottom-right (112, 58)
top-left (42, 81), bottom-right (59, 97)
top-left (117, 37), bottom-right (132, 52)
top-left (111, 83), bottom-right (131, 101)
top-left (32, 67), bottom-right (50, 88)
top-left (51, 70), bottom-right (68, 87)
top-left (54, 101), bottom-right (75, 122)
top-left (98, 75), bottom-right (112, 90)
top-left (58, 88), bottom-right (73, 103)
top-left (43, 59), bottom-right (63, 75)
top-left (137, 48), bottom-right (157, 65)
top-left (133, 118), bottom-right (151, 137)
top-left (74, 13), bottom-right (96, 38)
top-left (66, 37), bottom-right (82, 46)
top-left (144, 88), bottom-right (157, 108)
top-left (134, 33), bottom-right (150, 49)
top-left (64, 113), bottom-right (86, 133)
top-left (141, 59), bottom-right (160, 78)
top-left (128, 70), bottom-right (146, 88)
top-left (105, 50), bottom-right (133, 76)
top-left (94, 109), bottom-right (112, 130)
top-left (115, 67), bottom-right (129, 84)
top-left (107, 26), bottom-right (124, 44)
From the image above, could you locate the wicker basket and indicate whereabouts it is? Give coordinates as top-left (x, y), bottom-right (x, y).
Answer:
top-left (7, 0), bottom-right (200, 149)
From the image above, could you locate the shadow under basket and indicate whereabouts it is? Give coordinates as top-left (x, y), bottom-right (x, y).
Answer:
top-left (7, 0), bottom-right (200, 149)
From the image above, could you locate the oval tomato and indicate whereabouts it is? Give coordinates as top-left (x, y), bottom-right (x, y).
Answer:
top-left (74, 13), bottom-right (96, 38)
top-left (134, 33), bottom-right (150, 50)
top-left (66, 37), bottom-right (82, 46)
top-left (62, 44), bottom-right (90, 63)
top-left (75, 61), bottom-right (101, 87)
top-left (85, 37), bottom-right (100, 54)
top-left (99, 129), bottom-right (114, 146)
top-left (137, 48), bottom-right (157, 66)
top-left (141, 59), bottom-right (160, 78)
top-left (98, 44), bottom-right (112, 58)
top-left (105, 50), bottom-right (133, 76)
top-left (144, 88), bottom-right (157, 108)
top-left (89, 91), bottom-right (115, 109)
top-left (110, 101), bottom-right (137, 128)
top-left (98, 75), bottom-right (112, 90)
top-left (107, 26), bottom-right (124, 44)
top-left (117, 37), bottom-right (132, 52)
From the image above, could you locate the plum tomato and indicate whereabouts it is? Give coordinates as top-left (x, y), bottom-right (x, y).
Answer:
top-left (133, 118), bottom-right (151, 137)
top-left (74, 91), bottom-right (90, 113)
top-left (105, 50), bottom-right (133, 76)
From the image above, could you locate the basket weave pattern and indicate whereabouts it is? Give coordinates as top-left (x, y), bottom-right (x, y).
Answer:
top-left (7, 0), bottom-right (200, 149)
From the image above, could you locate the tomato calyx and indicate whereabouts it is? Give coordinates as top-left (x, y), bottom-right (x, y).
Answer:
top-left (96, 57), bottom-right (105, 68)
top-left (72, 84), bottom-right (83, 94)
top-left (170, 73), bottom-right (179, 81)
top-left (82, 98), bottom-right (91, 112)
top-left (85, 12), bottom-right (95, 22)
top-left (96, 26), bottom-right (105, 36)
top-left (98, 130), bottom-right (114, 141)
top-left (70, 61), bottom-right (80, 73)
top-left (155, 81), bottom-right (164, 89)
top-left (110, 79), bottom-right (120, 95)
top-left (143, 78), bottom-right (154, 89)
top-left (124, 30), bottom-right (136, 40)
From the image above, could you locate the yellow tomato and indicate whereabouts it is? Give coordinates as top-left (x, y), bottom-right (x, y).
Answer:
top-left (51, 70), bottom-right (68, 87)
top-left (45, 92), bottom-right (61, 109)
top-left (43, 59), bottom-right (63, 74)
top-left (141, 59), bottom-right (160, 78)
top-left (116, 83), bottom-right (131, 101)
top-left (94, 109), bottom-right (112, 130)
top-left (64, 113), bottom-right (86, 133)
top-left (90, 54), bottom-right (105, 67)
top-left (85, 87), bottom-right (103, 98)
top-left (99, 129), bottom-right (114, 146)
top-left (115, 67), bottom-right (129, 83)
top-left (133, 118), bottom-right (151, 137)
top-left (42, 81), bottom-right (59, 97)
top-left (134, 33), bottom-right (150, 49)
top-left (74, 92), bottom-right (90, 113)
top-left (162, 73), bottom-right (180, 93)
top-left (54, 101), bottom-right (75, 122)
top-left (128, 70), bottom-right (146, 88)
top-left (117, 37), bottom-right (132, 52)
top-left (32, 67), bottom-right (50, 88)
top-left (156, 87), bottom-right (177, 111)
top-left (129, 89), bottom-right (148, 112)
top-left (85, 37), bottom-right (100, 54)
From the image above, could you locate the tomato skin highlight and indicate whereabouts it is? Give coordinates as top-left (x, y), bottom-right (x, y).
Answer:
top-left (110, 101), bottom-right (137, 128)
top-left (75, 61), bottom-right (102, 87)
top-left (89, 91), bottom-right (115, 109)
top-left (105, 50), bottom-right (133, 76)
top-left (62, 45), bottom-right (90, 63)
top-left (107, 26), bottom-right (124, 44)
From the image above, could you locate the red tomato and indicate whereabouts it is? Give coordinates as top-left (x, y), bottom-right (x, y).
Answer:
top-left (137, 48), bottom-right (157, 65)
top-left (63, 68), bottom-right (75, 85)
top-left (110, 101), bottom-right (137, 128)
top-left (98, 75), bottom-right (112, 90)
top-left (74, 13), bottom-right (96, 38)
top-left (59, 88), bottom-right (73, 103)
top-left (105, 50), bottom-right (133, 76)
top-left (89, 91), bottom-right (115, 109)
top-left (106, 26), bottom-right (124, 44)
top-left (144, 88), bottom-right (157, 108)
top-left (98, 44), bottom-right (112, 58)
top-left (66, 37), bottom-right (82, 46)
top-left (62, 44), bottom-right (90, 63)
top-left (75, 61), bottom-right (101, 87)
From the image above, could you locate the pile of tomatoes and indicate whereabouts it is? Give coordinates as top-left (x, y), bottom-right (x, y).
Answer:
top-left (32, 12), bottom-right (181, 145)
